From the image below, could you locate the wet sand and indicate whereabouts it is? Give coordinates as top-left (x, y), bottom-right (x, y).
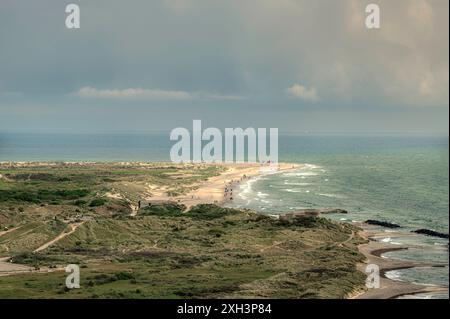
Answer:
top-left (351, 226), bottom-right (448, 299)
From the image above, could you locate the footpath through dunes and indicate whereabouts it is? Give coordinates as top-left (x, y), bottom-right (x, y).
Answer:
top-left (0, 204), bottom-right (368, 298)
top-left (0, 257), bottom-right (65, 277)
top-left (142, 163), bottom-right (301, 210)
top-left (33, 221), bottom-right (85, 253)
top-left (0, 256), bottom-right (34, 276)
top-left (0, 163), bottom-right (302, 281)
top-left (0, 226), bottom-right (22, 238)
top-left (0, 221), bottom-right (85, 276)
top-left (352, 226), bottom-right (449, 299)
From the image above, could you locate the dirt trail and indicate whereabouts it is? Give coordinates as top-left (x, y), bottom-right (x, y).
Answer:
top-left (0, 222), bottom-right (82, 276)
top-left (34, 222), bottom-right (84, 253)
top-left (0, 226), bottom-right (22, 238)
top-left (339, 230), bottom-right (355, 246)
top-left (0, 259), bottom-right (33, 276)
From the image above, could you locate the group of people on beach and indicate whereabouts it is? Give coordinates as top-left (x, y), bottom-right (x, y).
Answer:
top-left (224, 174), bottom-right (249, 201)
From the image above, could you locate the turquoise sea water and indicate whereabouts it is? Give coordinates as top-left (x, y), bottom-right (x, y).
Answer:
top-left (231, 135), bottom-right (449, 233)
top-left (0, 132), bottom-right (448, 297)
top-left (227, 134), bottom-right (449, 298)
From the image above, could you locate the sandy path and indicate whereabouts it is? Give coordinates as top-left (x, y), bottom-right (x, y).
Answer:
top-left (0, 222), bottom-right (83, 276)
top-left (0, 259), bottom-right (64, 277)
top-left (0, 259), bottom-right (34, 276)
top-left (34, 222), bottom-right (84, 253)
top-left (0, 226), bottom-right (22, 238)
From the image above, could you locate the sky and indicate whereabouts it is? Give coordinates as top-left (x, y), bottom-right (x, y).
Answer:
top-left (0, 0), bottom-right (448, 134)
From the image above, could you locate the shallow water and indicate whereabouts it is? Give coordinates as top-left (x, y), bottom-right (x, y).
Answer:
top-left (385, 266), bottom-right (449, 288)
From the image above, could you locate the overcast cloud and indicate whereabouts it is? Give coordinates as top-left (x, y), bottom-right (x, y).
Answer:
top-left (0, 0), bottom-right (448, 133)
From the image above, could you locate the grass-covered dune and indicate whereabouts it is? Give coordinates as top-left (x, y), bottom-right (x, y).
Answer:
top-left (0, 163), bottom-right (367, 299)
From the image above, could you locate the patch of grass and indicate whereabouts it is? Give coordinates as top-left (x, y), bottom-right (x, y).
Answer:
top-left (208, 228), bottom-right (225, 237)
top-left (0, 189), bottom-right (89, 203)
top-left (89, 198), bottom-right (107, 207)
top-left (185, 204), bottom-right (241, 220)
top-left (277, 216), bottom-right (339, 229)
top-left (139, 203), bottom-right (185, 217)
top-left (73, 199), bottom-right (87, 207)
top-left (139, 203), bottom-right (242, 220)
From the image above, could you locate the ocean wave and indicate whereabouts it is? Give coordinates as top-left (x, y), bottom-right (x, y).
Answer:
top-left (257, 191), bottom-right (269, 198)
top-left (238, 177), bottom-right (260, 199)
top-left (386, 267), bottom-right (449, 288)
top-left (283, 172), bottom-right (319, 177)
top-left (303, 163), bottom-right (321, 169)
top-left (283, 181), bottom-right (311, 186)
top-left (434, 242), bottom-right (448, 246)
top-left (317, 193), bottom-right (344, 198)
top-left (238, 194), bottom-right (247, 200)
top-left (284, 188), bottom-right (310, 193)
top-left (284, 188), bottom-right (302, 193)
top-left (385, 270), bottom-right (402, 280)
top-left (281, 163), bottom-right (322, 178)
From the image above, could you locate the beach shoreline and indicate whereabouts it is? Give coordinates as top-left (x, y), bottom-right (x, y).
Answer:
top-left (0, 161), bottom-right (367, 298)
top-left (137, 162), bottom-right (302, 209)
top-left (350, 224), bottom-right (448, 299)
top-left (221, 167), bottom-right (449, 299)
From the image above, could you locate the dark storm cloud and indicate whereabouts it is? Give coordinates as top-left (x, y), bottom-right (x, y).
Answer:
top-left (0, 0), bottom-right (448, 133)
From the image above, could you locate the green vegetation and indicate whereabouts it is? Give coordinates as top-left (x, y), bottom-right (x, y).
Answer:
top-left (89, 198), bottom-right (107, 207)
top-left (0, 163), bottom-right (367, 299)
top-left (139, 203), bottom-right (186, 217)
top-left (184, 204), bottom-right (241, 220)
top-left (0, 189), bottom-right (89, 203)
top-left (0, 220), bottom-right (67, 254)
top-left (139, 203), bottom-right (240, 220)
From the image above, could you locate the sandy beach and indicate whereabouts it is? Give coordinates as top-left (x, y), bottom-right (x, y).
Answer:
top-left (351, 224), bottom-right (448, 299)
top-left (143, 162), bottom-right (301, 209)
top-left (169, 162), bottom-right (448, 299)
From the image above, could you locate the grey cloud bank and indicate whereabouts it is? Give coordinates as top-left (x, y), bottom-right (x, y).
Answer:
top-left (0, 0), bottom-right (448, 133)
top-left (73, 86), bottom-right (244, 101)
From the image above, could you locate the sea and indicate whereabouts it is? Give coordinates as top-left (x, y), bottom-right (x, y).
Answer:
top-left (0, 131), bottom-right (448, 298)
